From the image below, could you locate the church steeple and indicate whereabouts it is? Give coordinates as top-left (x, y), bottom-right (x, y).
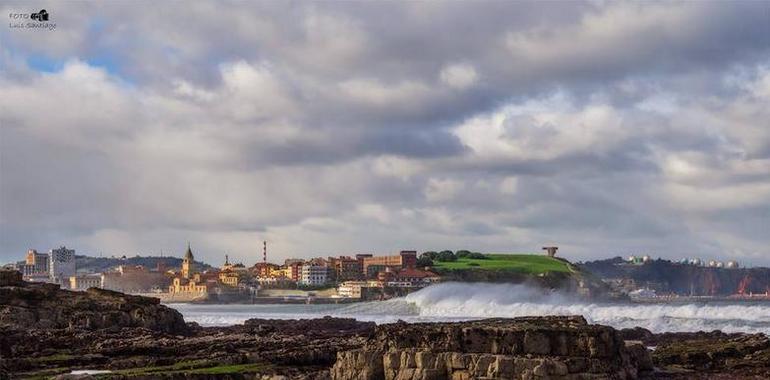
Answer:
top-left (182, 242), bottom-right (194, 279)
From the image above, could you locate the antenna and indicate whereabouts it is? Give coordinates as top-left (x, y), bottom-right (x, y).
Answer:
top-left (263, 241), bottom-right (267, 264)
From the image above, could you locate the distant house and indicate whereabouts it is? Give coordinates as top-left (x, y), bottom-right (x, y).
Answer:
top-left (378, 268), bottom-right (441, 287)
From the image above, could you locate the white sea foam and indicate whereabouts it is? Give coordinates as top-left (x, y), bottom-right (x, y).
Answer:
top-left (170, 282), bottom-right (770, 334)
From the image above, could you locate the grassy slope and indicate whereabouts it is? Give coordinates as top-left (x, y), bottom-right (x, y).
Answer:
top-left (433, 254), bottom-right (571, 274)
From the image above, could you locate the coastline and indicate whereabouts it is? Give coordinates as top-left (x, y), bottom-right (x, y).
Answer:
top-left (4, 271), bottom-right (770, 379)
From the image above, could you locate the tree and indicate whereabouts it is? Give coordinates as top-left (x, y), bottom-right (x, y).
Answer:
top-left (421, 251), bottom-right (438, 260)
top-left (416, 256), bottom-right (433, 268)
top-left (436, 250), bottom-right (457, 262)
top-left (456, 250), bottom-right (472, 258)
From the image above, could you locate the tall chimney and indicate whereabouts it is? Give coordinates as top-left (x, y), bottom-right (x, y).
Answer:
top-left (263, 241), bottom-right (267, 264)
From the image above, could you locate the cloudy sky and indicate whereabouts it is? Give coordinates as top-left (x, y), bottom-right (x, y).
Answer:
top-left (1, 1), bottom-right (769, 266)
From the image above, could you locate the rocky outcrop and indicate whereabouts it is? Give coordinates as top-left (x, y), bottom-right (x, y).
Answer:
top-left (652, 333), bottom-right (770, 377)
top-left (331, 316), bottom-right (653, 380)
top-left (0, 271), bottom-right (187, 334)
top-left (1, 317), bottom-right (374, 379)
top-left (0, 269), bottom-right (23, 287)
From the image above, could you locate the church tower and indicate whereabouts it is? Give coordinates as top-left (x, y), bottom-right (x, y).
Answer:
top-left (182, 242), bottom-right (195, 279)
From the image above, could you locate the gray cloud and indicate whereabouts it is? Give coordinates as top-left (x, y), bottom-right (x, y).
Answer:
top-left (1, 1), bottom-right (769, 265)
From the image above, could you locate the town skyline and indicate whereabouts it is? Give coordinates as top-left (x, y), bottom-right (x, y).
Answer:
top-left (2, 2), bottom-right (769, 265)
top-left (3, 242), bottom-right (763, 271)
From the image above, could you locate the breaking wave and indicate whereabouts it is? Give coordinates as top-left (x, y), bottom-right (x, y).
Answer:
top-left (172, 282), bottom-right (770, 334)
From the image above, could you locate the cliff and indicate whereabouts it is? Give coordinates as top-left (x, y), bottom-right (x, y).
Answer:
top-left (580, 257), bottom-right (770, 296)
top-left (332, 316), bottom-right (653, 380)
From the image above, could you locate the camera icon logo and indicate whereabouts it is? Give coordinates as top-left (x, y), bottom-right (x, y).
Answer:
top-left (30, 9), bottom-right (49, 21)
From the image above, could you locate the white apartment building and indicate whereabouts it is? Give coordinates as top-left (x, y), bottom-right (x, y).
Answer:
top-left (299, 264), bottom-right (329, 286)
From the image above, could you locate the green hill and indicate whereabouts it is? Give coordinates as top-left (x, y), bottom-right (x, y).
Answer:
top-left (433, 254), bottom-right (570, 274)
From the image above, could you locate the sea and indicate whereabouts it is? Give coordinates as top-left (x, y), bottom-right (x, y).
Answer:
top-left (169, 282), bottom-right (770, 335)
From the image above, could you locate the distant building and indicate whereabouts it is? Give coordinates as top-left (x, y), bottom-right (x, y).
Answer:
top-left (69, 274), bottom-right (102, 290)
top-left (626, 255), bottom-right (651, 265)
top-left (101, 269), bottom-right (171, 293)
top-left (337, 280), bottom-right (381, 298)
top-left (181, 243), bottom-right (195, 279)
top-left (49, 246), bottom-right (76, 284)
top-left (300, 264), bottom-right (330, 286)
top-left (362, 251), bottom-right (417, 277)
top-left (328, 256), bottom-right (362, 281)
top-left (542, 246), bottom-right (558, 257)
top-left (284, 262), bottom-right (302, 281)
top-left (252, 262), bottom-right (280, 278)
top-left (218, 271), bottom-right (239, 287)
top-left (217, 255), bottom-right (242, 287)
top-left (378, 267), bottom-right (441, 287)
top-left (24, 249), bottom-right (49, 275)
top-left (169, 277), bottom-right (208, 296)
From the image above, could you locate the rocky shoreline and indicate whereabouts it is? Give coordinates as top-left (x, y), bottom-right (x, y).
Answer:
top-left (2, 270), bottom-right (770, 379)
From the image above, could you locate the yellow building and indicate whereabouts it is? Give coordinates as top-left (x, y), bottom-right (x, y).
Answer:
top-left (218, 271), bottom-right (239, 287)
top-left (69, 274), bottom-right (102, 290)
top-left (169, 277), bottom-right (208, 295)
top-left (268, 266), bottom-right (285, 278)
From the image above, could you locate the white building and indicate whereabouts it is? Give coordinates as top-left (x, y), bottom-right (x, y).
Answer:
top-left (299, 264), bottom-right (329, 286)
top-left (49, 246), bottom-right (76, 284)
top-left (337, 280), bottom-right (381, 298)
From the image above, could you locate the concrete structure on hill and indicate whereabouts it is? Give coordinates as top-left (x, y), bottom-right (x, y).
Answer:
top-left (542, 246), bottom-right (558, 257)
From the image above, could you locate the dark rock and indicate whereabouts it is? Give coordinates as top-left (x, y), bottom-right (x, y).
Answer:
top-left (0, 270), bottom-right (23, 287)
top-left (653, 333), bottom-right (770, 372)
top-left (0, 279), bottom-right (187, 334)
top-left (331, 315), bottom-right (652, 380)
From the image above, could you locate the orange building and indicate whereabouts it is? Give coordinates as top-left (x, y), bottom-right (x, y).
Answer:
top-left (362, 251), bottom-right (417, 277)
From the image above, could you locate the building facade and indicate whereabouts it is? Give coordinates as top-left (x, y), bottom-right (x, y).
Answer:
top-left (329, 256), bottom-right (361, 281)
top-left (362, 251), bottom-right (416, 276)
top-left (169, 277), bottom-right (208, 295)
top-left (49, 246), bottom-right (76, 284)
top-left (24, 249), bottom-right (49, 275)
top-left (69, 274), bottom-right (102, 290)
top-left (299, 264), bottom-right (330, 286)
